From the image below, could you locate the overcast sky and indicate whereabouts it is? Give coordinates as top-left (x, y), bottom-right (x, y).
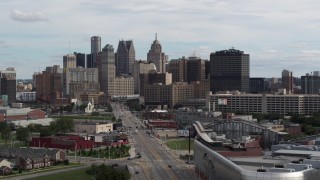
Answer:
top-left (1, 0), bottom-right (320, 79)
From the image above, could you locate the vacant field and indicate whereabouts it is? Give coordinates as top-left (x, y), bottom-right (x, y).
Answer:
top-left (165, 139), bottom-right (194, 150)
top-left (30, 168), bottom-right (91, 180)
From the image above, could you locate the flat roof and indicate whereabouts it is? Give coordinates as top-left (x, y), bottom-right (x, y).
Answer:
top-left (229, 156), bottom-right (303, 171)
top-left (274, 149), bottom-right (320, 157)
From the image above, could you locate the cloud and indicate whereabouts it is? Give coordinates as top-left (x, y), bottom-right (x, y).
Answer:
top-left (10, 9), bottom-right (48, 22)
top-left (0, 40), bottom-right (11, 48)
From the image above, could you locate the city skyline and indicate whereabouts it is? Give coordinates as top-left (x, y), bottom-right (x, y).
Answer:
top-left (2, 0), bottom-right (320, 79)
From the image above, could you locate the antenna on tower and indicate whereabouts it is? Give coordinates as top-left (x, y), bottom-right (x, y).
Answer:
top-left (68, 41), bottom-right (71, 54)
top-left (155, 33), bottom-right (157, 40)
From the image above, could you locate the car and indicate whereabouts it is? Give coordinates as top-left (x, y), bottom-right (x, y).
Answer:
top-left (168, 165), bottom-right (172, 168)
top-left (128, 157), bottom-right (135, 160)
top-left (136, 154), bottom-right (142, 158)
top-left (135, 171), bottom-right (139, 174)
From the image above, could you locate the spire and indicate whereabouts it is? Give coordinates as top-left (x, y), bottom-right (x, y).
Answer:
top-left (155, 33), bottom-right (157, 41)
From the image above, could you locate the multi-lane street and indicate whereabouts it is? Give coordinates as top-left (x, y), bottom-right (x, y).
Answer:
top-left (112, 102), bottom-right (196, 180)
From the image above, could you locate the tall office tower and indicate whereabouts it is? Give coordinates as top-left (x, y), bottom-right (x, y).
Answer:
top-left (168, 55), bottom-right (207, 83)
top-left (63, 54), bottom-right (77, 96)
top-left (168, 57), bottom-right (187, 83)
top-left (282, 69), bottom-right (294, 94)
top-left (0, 67), bottom-right (16, 79)
top-left (63, 54), bottom-right (77, 69)
top-left (301, 73), bottom-right (320, 94)
top-left (0, 67), bottom-right (17, 106)
top-left (132, 60), bottom-right (156, 94)
top-left (210, 48), bottom-right (250, 93)
top-left (186, 55), bottom-right (206, 83)
top-left (97, 44), bottom-right (116, 94)
top-left (88, 36), bottom-right (101, 68)
top-left (74, 52), bottom-right (86, 68)
top-left (147, 34), bottom-right (168, 73)
top-left (91, 36), bottom-right (101, 54)
top-left (115, 40), bottom-right (135, 75)
top-left (0, 76), bottom-right (16, 106)
top-left (205, 60), bottom-right (210, 79)
top-left (249, 78), bottom-right (267, 93)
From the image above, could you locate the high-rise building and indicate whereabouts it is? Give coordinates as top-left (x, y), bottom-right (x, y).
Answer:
top-left (35, 66), bottom-right (63, 104)
top-left (168, 55), bottom-right (207, 83)
top-left (74, 52), bottom-right (86, 68)
top-left (132, 60), bottom-right (156, 94)
top-left (97, 44), bottom-right (116, 94)
top-left (147, 34), bottom-right (168, 73)
top-left (89, 36), bottom-right (101, 68)
top-left (139, 72), bottom-right (172, 96)
top-left (0, 67), bottom-right (16, 79)
top-left (168, 57), bottom-right (187, 83)
top-left (91, 36), bottom-right (101, 54)
top-left (210, 48), bottom-right (250, 93)
top-left (65, 67), bottom-right (99, 98)
top-left (63, 54), bottom-right (77, 69)
top-left (249, 78), bottom-right (268, 93)
top-left (0, 77), bottom-right (16, 106)
top-left (0, 68), bottom-right (17, 106)
top-left (282, 69), bottom-right (293, 94)
top-left (301, 73), bottom-right (320, 94)
top-left (186, 55), bottom-right (206, 83)
top-left (115, 40), bottom-right (135, 75)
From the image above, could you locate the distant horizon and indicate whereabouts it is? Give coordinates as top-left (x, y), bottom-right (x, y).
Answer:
top-left (2, 0), bottom-right (320, 79)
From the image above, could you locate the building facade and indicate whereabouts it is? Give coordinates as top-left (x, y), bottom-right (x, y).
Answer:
top-left (301, 73), bottom-right (320, 94)
top-left (97, 44), bottom-right (116, 94)
top-left (282, 69), bottom-right (294, 94)
top-left (210, 48), bottom-right (249, 93)
top-left (147, 35), bottom-right (168, 73)
top-left (139, 72), bottom-right (172, 96)
top-left (35, 67), bottom-right (63, 104)
top-left (65, 67), bottom-right (99, 99)
top-left (207, 91), bottom-right (320, 115)
top-left (115, 40), bottom-right (135, 75)
top-left (132, 60), bottom-right (156, 94)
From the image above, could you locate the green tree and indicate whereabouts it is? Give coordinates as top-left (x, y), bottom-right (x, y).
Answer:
top-left (50, 118), bottom-right (74, 134)
top-left (1, 127), bottom-right (11, 144)
top-left (39, 127), bottom-right (53, 137)
top-left (16, 127), bottom-right (30, 145)
top-left (79, 104), bottom-right (87, 111)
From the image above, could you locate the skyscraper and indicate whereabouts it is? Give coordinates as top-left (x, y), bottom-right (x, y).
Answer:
top-left (91, 36), bottom-right (101, 54)
top-left (115, 40), bottom-right (135, 75)
top-left (74, 52), bottom-right (86, 68)
top-left (97, 44), bottom-right (116, 93)
top-left (282, 69), bottom-right (293, 94)
top-left (63, 54), bottom-right (77, 69)
top-left (88, 36), bottom-right (101, 68)
top-left (147, 34), bottom-right (168, 73)
top-left (210, 48), bottom-right (250, 93)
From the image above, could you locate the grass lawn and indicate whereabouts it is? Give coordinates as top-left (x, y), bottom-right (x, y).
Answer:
top-left (165, 139), bottom-right (194, 150)
top-left (29, 168), bottom-right (91, 180)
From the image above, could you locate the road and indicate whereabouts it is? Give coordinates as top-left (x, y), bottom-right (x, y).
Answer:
top-left (112, 102), bottom-right (196, 180)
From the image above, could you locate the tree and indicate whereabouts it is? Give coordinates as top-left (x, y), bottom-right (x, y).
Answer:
top-left (16, 127), bottom-right (30, 145)
top-left (50, 118), bottom-right (74, 134)
top-left (1, 127), bottom-right (11, 144)
top-left (40, 127), bottom-right (53, 137)
top-left (79, 104), bottom-right (87, 111)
